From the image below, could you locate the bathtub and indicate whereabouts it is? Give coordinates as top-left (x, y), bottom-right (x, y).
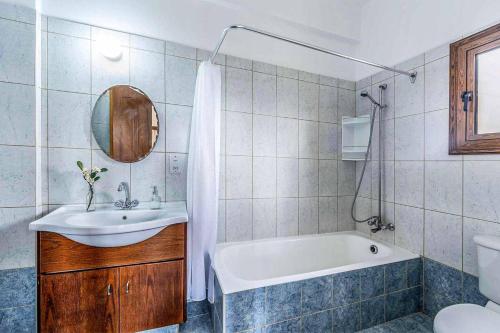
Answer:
top-left (212, 231), bottom-right (422, 333)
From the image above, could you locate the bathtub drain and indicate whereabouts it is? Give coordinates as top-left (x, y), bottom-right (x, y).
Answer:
top-left (370, 245), bottom-right (378, 254)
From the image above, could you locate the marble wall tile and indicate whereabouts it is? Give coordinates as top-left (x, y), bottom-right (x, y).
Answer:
top-left (338, 196), bottom-right (356, 231)
top-left (298, 81), bottom-right (319, 121)
top-left (0, 82), bottom-right (35, 146)
top-left (298, 120), bottom-right (318, 158)
top-left (47, 17), bottom-right (90, 38)
top-left (253, 115), bottom-right (276, 157)
top-left (226, 111), bottom-right (252, 156)
top-left (91, 42), bottom-right (129, 95)
top-left (463, 161), bottom-right (500, 223)
top-left (0, 2), bottom-right (35, 24)
top-left (264, 318), bottom-right (300, 333)
top-left (425, 56), bottom-right (449, 112)
top-left (277, 117), bottom-right (298, 158)
top-left (48, 90), bottom-right (91, 148)
top-left (394, 114), bottom-right (424, 160)
top-left (298, 197), bottom-right (318, 235)
top-left (226, 155), bottom-right (252, 199)
top-left (130, 152), bottom-right (166, 201)
top-left (319, 197), bottom-right (338, 233)
top-left (225, 66), bottom-right (252, 113)
top-left (299, 71), bottom-right (319, 83)
top-left (0, 208), bottom-right (35, 270)
top-left (338, 88), bottom-right (355, 120)
top-left (463, 273), bottom-right (488, 306)
top-left (0, 19), bottom-right (35, 85)
top-left (252, 61), bottom-right (276, 75)
top-left (360, 265), bottom-right (384, 300)
top-left (48, 33), bottom-right (90, 93)
top-left (130, 35), bottom-right (165, 54)
top-left (302, 276), bottom-right (333, 314)
top-left (318, 122), bottom-right (337, 159)
top-left (277, 76), bottom-right (298, 118)
top-left (394, 161), bottom-right (424, 208)
top-left (253, 72), bottom-right (276, 116)
top-left (395, 204), bottom-right (424, 255)
top-left (425, 161), bottom-right (462, 215)
top-left (226, 199), bottom-right (252, 241)
top-left (277, 158), bottom-right (298, 197)
top-left (91, 27), bottom-right (129, 46)
top-left (252, 198), bottom-right (276, 239)
top-left (165, 55), bottom-right (196, 106)
top-left (277, 66), bottom-right (298, 79)
top-left (253, 157), bottom-right (276, 198)
top-left (425, 210), bottom-right (463, 270)
top-left (395, 66), bottom-right (424, 118)
top-left (360, 295), bottom-right (385, 329)
top-left (302, 309), bottom-right (332, 333)
top-left (319, 85), bottom-right (337, 123)
top-left (0, 305), bottom-right (35, 332)
top-left (225, 287), bottom-right (265, 331)
top-left (319, 159), bottom-right (337, 196)
top-left (130, 48), bottom-right (165, 103)
top-left (332, 271), bottom-right (360, 307)
top-left (298, 159), bottom-right (318, 197)
top-left (265, 281), bottom-right (302, 324)
top-left (277, 198), bottom-right (298, 237)
top-left (385, 287), bottom-right (422, 321)
top-left (164, 41), bottom-right (196, 59)
top-left (226, 55), bottom-right (252, 70)
top-left (425, 109), bottom-right (461, 161)
top-left (332, 303), bottom-right (360, 332)
top-left (0, 146), bottom-right (35, 207)
top-left (165, 104), bottom-right (192, 153)
top-left (0, 267), bottom-right (35, 308)
top-left (386, 261), bottom-right (408, 293)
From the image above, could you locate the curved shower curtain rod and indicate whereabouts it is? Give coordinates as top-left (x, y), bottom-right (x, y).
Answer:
top-left (210, 24), bottom-right (417, 83)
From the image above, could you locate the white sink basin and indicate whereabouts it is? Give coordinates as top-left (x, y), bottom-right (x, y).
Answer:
top-left (29, 202), bottom-right (188, 247)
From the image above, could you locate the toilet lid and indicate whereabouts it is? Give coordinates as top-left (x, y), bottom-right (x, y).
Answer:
top-left (434, 304), bottom-right (500, 333)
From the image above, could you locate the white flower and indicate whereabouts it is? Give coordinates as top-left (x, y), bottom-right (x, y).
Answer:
top-left (92, 167), bottom-right (101, 172)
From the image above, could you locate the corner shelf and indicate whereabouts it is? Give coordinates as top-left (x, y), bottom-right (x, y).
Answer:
top-left (342, 115), bottom-right (370, 161)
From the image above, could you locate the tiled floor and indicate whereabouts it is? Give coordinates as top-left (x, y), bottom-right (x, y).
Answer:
top-left (359, 313), bottom-right (433, 333)
top-left (179, 311), bottom-right (433, 333)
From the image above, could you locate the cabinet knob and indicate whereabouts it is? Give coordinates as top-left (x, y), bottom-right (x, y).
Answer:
top-left (125, 281), bottom-right (130, 294)
top-left (107, 284), bottom-right (112, 296)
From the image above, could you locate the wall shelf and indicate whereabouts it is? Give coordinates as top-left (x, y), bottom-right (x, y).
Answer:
top-left (342, 115), bottom-right (370, 161)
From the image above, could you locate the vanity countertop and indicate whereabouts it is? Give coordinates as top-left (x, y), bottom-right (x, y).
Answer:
top-left (29, 202), bottom-right (188, 247)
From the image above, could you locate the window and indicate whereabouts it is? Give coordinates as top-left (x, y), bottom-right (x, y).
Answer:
top-left (450, 23), bottom-right (500, 154)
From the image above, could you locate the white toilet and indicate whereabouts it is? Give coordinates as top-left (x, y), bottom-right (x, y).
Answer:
top-left (434, 235), bottom-right (500, 333)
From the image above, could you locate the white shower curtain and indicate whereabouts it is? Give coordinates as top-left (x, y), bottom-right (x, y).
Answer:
top-left (186, 61), bottom-right (221, 302)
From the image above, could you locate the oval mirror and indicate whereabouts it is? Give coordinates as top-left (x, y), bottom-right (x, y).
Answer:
top-left (92, 85), bottom-right (159, 163)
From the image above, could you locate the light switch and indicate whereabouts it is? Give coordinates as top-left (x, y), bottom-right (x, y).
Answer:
top-left (169, 154), bottom-right (181, 174)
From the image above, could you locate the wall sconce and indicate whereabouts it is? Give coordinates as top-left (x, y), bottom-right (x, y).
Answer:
top-left (96, 36), bottom-right (122, 61)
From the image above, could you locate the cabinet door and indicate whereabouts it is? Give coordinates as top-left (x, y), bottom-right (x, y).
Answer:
top-left (120, 260), bottom-right (185, 333)
top-left (39, 268), bottom-right (119, 333)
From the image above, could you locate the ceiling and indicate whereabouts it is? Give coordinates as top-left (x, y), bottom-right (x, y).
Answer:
top-left (9, 0), bottom-right (500, 81)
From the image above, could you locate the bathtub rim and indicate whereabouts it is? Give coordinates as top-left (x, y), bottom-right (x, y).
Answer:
top-left (213, 231), bottom-right (419, 294)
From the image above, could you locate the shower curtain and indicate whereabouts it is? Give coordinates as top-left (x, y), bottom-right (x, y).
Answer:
top-left (186, 61), bottom-right (221, 302)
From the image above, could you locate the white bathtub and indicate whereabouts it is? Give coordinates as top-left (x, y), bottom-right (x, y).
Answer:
top-left (213, 231), bottom-right (418, 294)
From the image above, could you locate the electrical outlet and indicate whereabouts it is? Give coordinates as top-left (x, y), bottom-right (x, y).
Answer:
top-left (169, 154), bottom-right (181, 174)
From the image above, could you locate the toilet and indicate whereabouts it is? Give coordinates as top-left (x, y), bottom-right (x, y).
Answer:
top-left (434, 235), bottom-right (500, 332)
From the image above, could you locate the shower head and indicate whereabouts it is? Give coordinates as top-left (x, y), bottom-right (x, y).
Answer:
top-left (360, 90), bottom-right (381, 107)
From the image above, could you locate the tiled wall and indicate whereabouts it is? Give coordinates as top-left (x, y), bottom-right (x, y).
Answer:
top-left (0, 3), bottom-right (37, 331)
top-left (39, 16), bottom-right (358, 242)
top-left (354, 42), bottom-right (500, 316)
top-left (213, 259), bottom-right (422, 332)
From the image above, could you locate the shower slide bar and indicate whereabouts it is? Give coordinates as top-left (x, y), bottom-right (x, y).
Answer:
top-left (210, 25), bottom-right (417, 83)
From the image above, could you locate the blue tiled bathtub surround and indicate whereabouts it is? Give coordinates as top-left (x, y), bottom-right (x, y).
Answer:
top-left (423, 258), bottom-right (488, 318)
top-left (215, 258), bottom-right (422, 333)
top-left (0, 267), bottom-right (36, 333)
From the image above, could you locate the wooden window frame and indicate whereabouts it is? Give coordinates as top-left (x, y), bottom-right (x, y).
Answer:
top-left (449, 23), bottom-right (500, 154)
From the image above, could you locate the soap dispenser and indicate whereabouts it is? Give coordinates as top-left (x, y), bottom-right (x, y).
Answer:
top-left (150, 186), bottom-right (161, 209)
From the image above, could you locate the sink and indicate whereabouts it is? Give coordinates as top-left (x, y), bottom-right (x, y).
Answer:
top-left (29, 202), bottom-right (188, 247)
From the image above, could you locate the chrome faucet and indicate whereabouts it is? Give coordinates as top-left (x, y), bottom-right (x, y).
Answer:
top-left (114, 182), bottom-right (139, 209)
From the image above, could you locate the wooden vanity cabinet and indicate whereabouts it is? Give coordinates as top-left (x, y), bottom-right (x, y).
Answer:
top-left (37, 223), bottom-right (187, 333)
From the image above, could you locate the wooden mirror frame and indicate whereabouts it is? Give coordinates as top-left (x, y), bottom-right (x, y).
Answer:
top-left (450, 23), bottom-right (500, 154)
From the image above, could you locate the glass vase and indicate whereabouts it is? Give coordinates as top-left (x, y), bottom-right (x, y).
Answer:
top-left (86, 184), bottom-right (95, 212)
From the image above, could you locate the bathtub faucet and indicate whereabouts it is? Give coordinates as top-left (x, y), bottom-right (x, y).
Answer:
top-left (367, 216), bottom-right (395, 233)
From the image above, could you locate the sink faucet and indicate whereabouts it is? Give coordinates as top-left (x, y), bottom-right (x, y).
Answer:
top-left (114, 182), bottom-right (139, 209)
